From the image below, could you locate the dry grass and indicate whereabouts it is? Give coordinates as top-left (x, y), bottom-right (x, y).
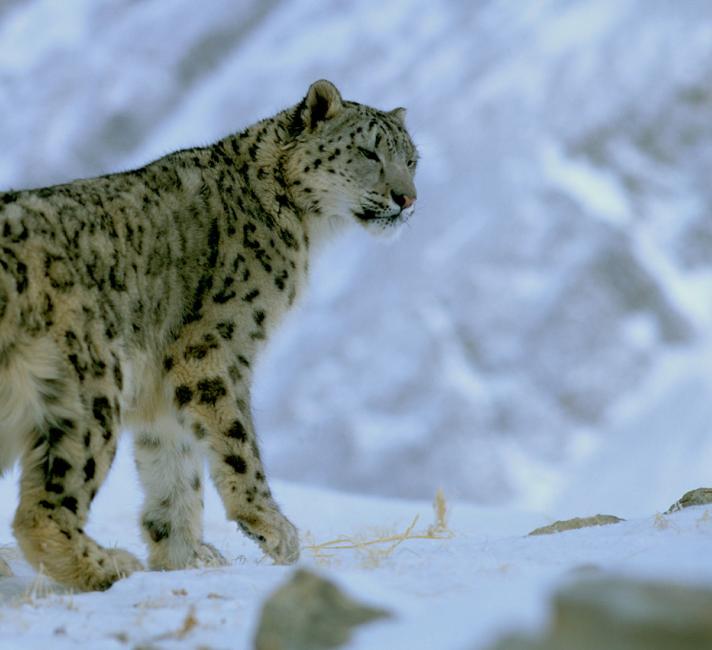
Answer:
top-left (173, 606), bottom-right (199, 640)
top-left (696, 509), bottom-right (711, 529)
top-left (428, 488), bottom-right (450, 535)
top-left (653, 512), bottom-right (671, 530)
top-left (18, 563), bottom-right (68, 605)
top-left (11, 566), bottom-right (78, 613)
top-left (22, 564), bottom-right (52, 603)
top-left (153, 605), bottom-right (199, 641)
top-left (304, 489), bottom-right (454, 567)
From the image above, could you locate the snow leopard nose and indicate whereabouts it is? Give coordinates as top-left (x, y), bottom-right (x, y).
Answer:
top-left (391, 191), bottom-right (416, 210)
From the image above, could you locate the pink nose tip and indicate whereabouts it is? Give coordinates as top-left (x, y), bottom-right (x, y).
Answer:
top-left (392, 191), bottom-right (416, 210)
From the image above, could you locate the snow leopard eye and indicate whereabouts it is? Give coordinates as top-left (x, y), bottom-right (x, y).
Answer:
top-left (358, 147), bottom-right (380, 163)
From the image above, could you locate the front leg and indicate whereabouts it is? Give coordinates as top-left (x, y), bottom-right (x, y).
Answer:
top-left (170, 359), bottom-right (299, 564)
top-left (133, 417), bottom-right (227, 571)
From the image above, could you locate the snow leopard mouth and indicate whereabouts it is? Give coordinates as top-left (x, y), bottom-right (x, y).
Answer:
top-left (353, 207), bottom-right (412, 224)
top-left (353, 208), bottom-right (382, 221)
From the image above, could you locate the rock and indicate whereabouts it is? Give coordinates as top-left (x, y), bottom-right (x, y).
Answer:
top-left (528, 514), bottom-right (624, 536)
top-left (0, 556), bottom-right (12, 577)
top-left (253, 569), bottom-right (390, 650)
top-left (666, 487), bottom-right (712, 514)
top-left (549, 577), bottom-right (712, 649)
top-left (486, 576), bottom-right (712, 650)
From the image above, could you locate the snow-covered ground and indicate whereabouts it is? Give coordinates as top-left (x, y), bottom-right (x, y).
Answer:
top-left (1, 443), bottom-right (711, 649)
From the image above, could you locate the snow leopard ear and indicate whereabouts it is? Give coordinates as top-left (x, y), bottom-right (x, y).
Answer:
top-left (389, 107), bottom-right (407, 125)
top-left (302, 80), bottom-right (343, 130)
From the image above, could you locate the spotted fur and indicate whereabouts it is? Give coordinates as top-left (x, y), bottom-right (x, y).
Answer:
top-left (0, 80), bottom-right (417, 590)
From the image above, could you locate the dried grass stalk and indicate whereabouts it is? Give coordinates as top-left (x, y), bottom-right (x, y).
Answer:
top-left (305, 489), bottom-right (454, 565)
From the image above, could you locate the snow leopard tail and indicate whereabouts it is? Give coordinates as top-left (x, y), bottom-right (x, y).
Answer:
top-left (0, 271), bottom-right (15, 357)
top-left (0, 268), bottom-right (72, 476)
top-left (0, 265), bottom-right (24, 356)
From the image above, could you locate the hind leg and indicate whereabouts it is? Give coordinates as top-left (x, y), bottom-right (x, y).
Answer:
top-left (12, 383), bottom-right (143, 591)
top-left (134, 417), bottom-right (226, 570)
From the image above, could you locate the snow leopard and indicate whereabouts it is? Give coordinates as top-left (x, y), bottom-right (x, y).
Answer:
top-left (0, 80), bottom-right (418, 590)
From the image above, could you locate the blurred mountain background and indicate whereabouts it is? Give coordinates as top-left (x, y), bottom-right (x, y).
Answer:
top-left (2, 0), bottom-right (712, 515)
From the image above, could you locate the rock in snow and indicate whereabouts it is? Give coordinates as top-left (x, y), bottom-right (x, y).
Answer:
top-left (528, 514), bottom-right (624, 536)
top-left (666, 487), bottom-right (712, 514)
top-left (253, 569), bottom-right (390, 650)
top-left (489, 576), bottom-right (712, 650)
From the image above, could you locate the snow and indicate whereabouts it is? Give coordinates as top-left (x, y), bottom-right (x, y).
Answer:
top-left (2, 0), bottom-right (712, 646)
top-left (2, 443), bottom-right (711, 650)
top-left (541, 142), bottom-right (632, 226)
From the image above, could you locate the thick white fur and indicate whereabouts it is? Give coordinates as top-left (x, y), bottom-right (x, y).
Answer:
top-left (0, 337), bottom-right (63, 473)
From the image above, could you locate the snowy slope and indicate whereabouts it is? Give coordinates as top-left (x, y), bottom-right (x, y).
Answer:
top-left (1, 444), bottom-right (712, 650)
